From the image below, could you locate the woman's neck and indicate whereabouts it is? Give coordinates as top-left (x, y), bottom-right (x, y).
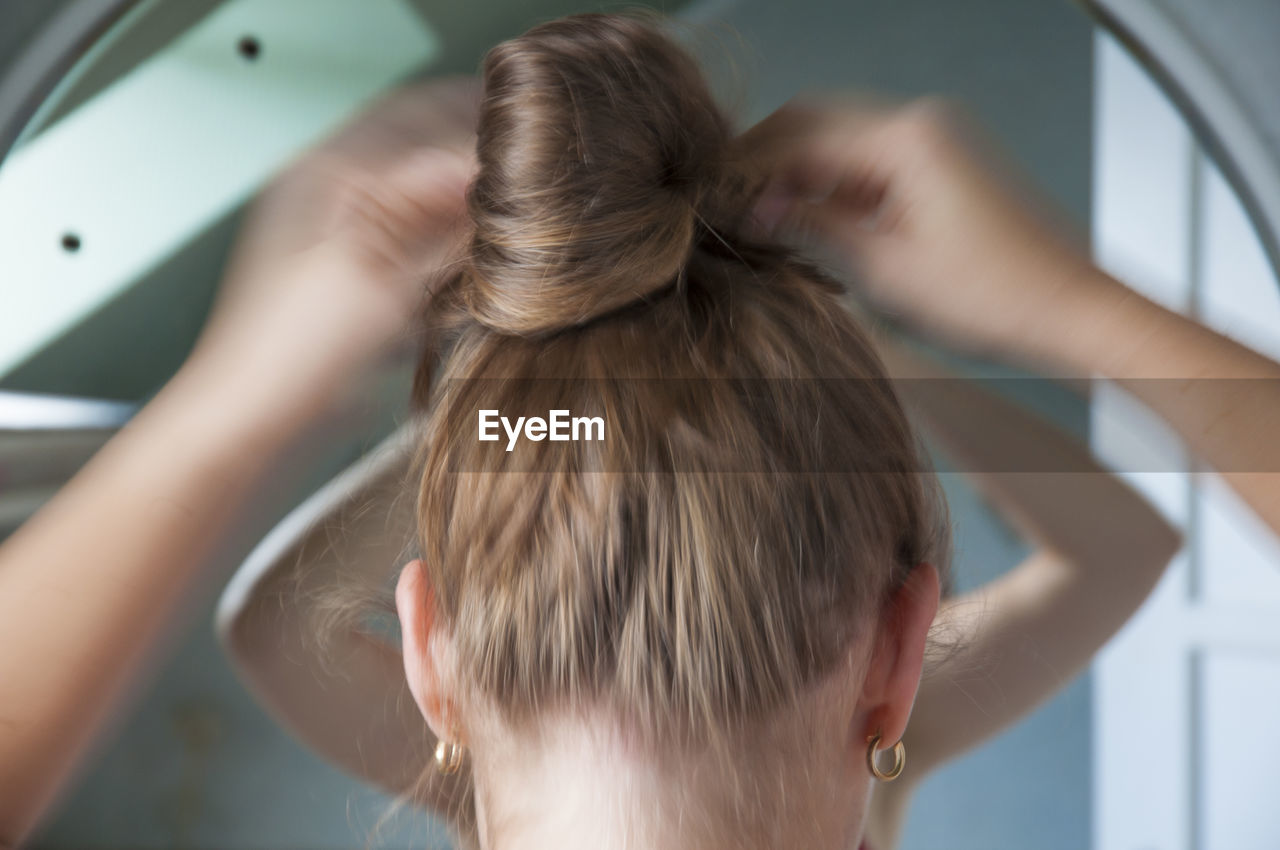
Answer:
top-left (467, 714), bottom-right (866, 850)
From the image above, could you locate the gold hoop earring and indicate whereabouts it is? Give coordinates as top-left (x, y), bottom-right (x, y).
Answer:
top-left (434, 738), bottom-right (465, 775)
top-left (866, 730), bottom-right (906, 782)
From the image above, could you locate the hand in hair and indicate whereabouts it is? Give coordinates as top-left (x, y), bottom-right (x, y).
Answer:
top-left (740, 95), bottom-right (1098, 358)
top-left (191, 77), bottom-right (478, 427)
top-left (743, 95), bottom-right (1280, 543)
top-left (0, 78), bottom-right (477, 845)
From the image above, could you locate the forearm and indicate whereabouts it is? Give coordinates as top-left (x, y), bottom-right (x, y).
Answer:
top-left (888, 345), bottom-right (1181, 783)
top-left (226, 605), bottom-right (472, 825)
top-left (0, 354), bottom-right (303, 842)
top-left (217, 424), bottom-right (465, 812)
top-left (1014, 267), bottom-right (1280, 536)
top-left (887, 341), bottom-right (1180, 573)
top-left (227, 609), bottom-right (437, 792)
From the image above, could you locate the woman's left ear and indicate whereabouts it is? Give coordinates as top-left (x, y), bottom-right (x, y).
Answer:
top-left (395, 559), bottom-right (452, 739)
top-left (858, 562), bottom-right (941, 750)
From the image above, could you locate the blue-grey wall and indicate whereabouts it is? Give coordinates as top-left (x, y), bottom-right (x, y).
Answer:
top-left (28, 1), bottom-right (1094, 847)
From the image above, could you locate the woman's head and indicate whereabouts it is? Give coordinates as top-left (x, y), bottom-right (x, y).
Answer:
top-left (395, 11), bottom-right (949, 847)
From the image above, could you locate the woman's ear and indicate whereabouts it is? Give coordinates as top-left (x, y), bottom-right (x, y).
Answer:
top-left (857, 562), bottom-right (941, 751)
top-left (395, 559), bottom-right (452, 740)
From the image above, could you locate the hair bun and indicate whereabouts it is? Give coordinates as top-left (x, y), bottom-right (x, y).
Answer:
top-left (464, 13), bottom-right (736, 335)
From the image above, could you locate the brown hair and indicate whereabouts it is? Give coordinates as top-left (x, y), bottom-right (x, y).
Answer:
top-left (408, 11), bottom-right (951, 748)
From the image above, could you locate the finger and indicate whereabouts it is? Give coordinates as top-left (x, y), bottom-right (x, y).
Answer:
top-left (387, 146), bottom-right (476, 214)
top-left (751, 160), bottom-right (891, 241)
top-left (784, 196), bottom-right (877, 252)
top-left (383, 147), bottom-right (477, 277)
top-left (737, 92), bottom-right (895, 160)
top-left (746, 141), bottom-right (906, 251)
top-left (773, 186), bottom-right (912, 291)
top-left (736, 93), bottom-right (901, 186)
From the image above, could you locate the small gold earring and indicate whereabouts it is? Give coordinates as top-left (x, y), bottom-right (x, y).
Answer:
top-left (434, 737), bottom-right (465, 775)
top-left (866, 729), bottom-right (906, 781)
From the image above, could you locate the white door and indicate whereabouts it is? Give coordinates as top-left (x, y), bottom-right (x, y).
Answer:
top-left (1091, 32), bottom-right (1280, 850)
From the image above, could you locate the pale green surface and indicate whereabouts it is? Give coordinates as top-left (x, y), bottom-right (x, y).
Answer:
top-left (0, 0), bottom-right (438, 377)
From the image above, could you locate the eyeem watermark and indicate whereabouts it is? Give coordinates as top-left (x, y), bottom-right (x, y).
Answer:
top-left (448, 378), bottom-right (1280, 472)
top-left (479, 409), bottom-right (606, 452)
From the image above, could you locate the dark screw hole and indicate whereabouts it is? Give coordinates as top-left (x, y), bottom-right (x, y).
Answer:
top-left (237, 35), bottom-right (261, 60)
top-left (61, 233), bottom-right (81, 253)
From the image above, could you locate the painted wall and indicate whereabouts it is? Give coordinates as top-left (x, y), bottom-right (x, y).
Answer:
top-left (21, 0), bottom-right (1095, 847)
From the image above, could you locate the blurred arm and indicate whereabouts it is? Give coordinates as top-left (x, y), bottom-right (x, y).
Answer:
top-left (1018, 268), bottom-right (1280, 539)
top-left (0, 78), bottom-right (477, 846)
top-left (0, 349), bottom-right (308, 844)
top-left (217, 437), bottom-right (470, 822)
top-left (878, 340), bottom-right (1181, 793)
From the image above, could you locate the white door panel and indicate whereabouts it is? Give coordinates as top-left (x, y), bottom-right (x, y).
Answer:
top-left (1091, 30), bottom-right (1194, 312)
top-left (1093, 31), bottom-right (1280, 850)
top-left (1198, 162), bottom-right (1280, 362)
top-left (1198, 651), bottom-right (1280, 850)
top-left (1196, 475), bottom-right (1280, 606)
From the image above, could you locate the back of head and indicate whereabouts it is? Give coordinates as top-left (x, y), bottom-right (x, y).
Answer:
top-left (413, 11), bottom-right (949, 749)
